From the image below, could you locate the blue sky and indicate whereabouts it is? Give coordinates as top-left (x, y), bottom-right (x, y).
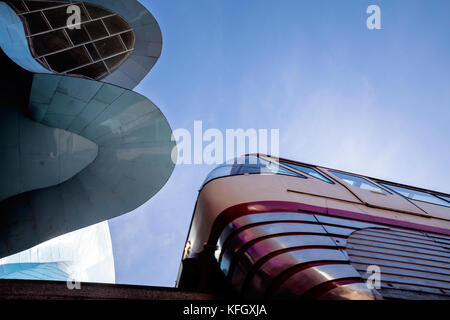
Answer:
top-left (108, 0), bottom-right (450, 287)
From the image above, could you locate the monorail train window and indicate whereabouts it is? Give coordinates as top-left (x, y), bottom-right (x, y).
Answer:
top-left (279, 161), bottom-right (334, 183)
top-left (435, 194), bottom-right (450, 204)
top-left (381, 183), bottom-right (450, 207)
top-left (202, 156), bottom-right (306, 186)
top-left (331, 171), bottom-right (390, 194)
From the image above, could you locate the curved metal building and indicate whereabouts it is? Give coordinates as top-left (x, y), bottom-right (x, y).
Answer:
top-left (0, 0), bottom-right (162, 89)
top-left (178, 155), bottom-right (450, 300)
top-left (0, 221), bottom-right (115, 283)
top-left (0, 0), bottom-right (175, 283)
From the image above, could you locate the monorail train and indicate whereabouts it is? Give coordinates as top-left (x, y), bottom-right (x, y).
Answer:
top-left (177, 154), bottom-right (450, 300)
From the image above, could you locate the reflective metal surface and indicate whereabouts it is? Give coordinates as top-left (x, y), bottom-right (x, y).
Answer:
top-left (272, 264), bottom-right (362, 298)
top-left (216, 212), bottom-right (364, 299)
top-left (0, 74), bottom-right (175, 257)
top-left (202, 156), bottom-right (306, 187)
top-left (218, 212), bottom-right (317, 248)
top-left (0, 221), bottom-right (115, 283)
top-left (317, 283), bottom-right (379, 300)
top-left (220, 223), bottom-right (328, 275)
top-left (315, 215), bottom-right (383, 229)
top-left (245, 248), bottom-right (348, 297)
top-left (213, 209), bottom-right (450, 299)
top-left (0, 106), bottom-right (98, 201)
top-left (0, 0), bottom-right (162, 89)
top-left (0, 2), bottom-right (51, 73)
top-left (230, 235), bottom-right (339, 291)
top-left (347, 228), bottom-right (450, 299)
top-left (5, 0), bottom-right (135, 80)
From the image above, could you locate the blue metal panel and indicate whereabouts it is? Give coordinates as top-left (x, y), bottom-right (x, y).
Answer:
top-left (0, 2), bottom-right (51, 74)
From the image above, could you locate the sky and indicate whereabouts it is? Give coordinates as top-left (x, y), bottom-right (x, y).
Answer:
top-left (108, 0), bottom-right (450, 287)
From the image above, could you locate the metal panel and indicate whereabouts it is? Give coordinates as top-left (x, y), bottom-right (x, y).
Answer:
top-left (347, 249), bottom-right (450, 270)
top-left (350, 233), bottom-right (449, 254)
top-left (351, 263), bottom-right (450, 283)
top-left (375, 281), bottom-right (450, 297)
top-left (0, 74), bottom-right (175, 258)
top-left (314, 215), bottom-right (382, 229)
top-left (378, 287), bottom-right (449, 300)
top-left (348, 256), bottom-right (450, 277)
top-left (359, 272), bottom-right (450, 291)
top-left (212, 205), bottom-right (450, 299)
top-left (359, 229), bottom-right (445, 248)
top-left (221, 233), bottom-right (335, 277)
top-left (347, 228), bottom-right (450, 299)
top-left (317, 283), bottom-right (379, 300)
top-left (322, 225), bottom-right (357, 236)
top-left (272, 264), bottom-right (361, 298)
top-left (230, 234), bottom-right (340, 292)
top-left (347, 243), bottom-right (450, 264)
top-left (348, 238), bottom-right (450, 258)
top-left (218, 212), bottom-right (317, 247)
top-left (219, 222), bottom-right (327, 273)
top-left (244, 248), bottom-right (349, 297)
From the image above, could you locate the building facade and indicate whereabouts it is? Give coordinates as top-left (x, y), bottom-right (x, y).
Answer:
top-left (0, 0), bottom-right (175, 283)
top-left (178, 155), bottom-right (450, 300)
top-left (0, 221), bottom-right (114, 283)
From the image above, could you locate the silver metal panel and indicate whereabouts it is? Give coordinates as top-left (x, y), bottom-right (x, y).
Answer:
top-left (388, 227), bottom-right (430, 237)
top-left (365, 228), bottom-right (434, 243)
top-left (317, 283), bottom-right (379, 300)
top-left (426, 234), bottom-right (450, 247)
top-left (347, 248), bottom-right (450, 270)
top-left (359, 272), bottom-right (450, 291)
top-left (347, 243), bottom-right (450, 264)
top-left (221, 233), bottom-right (336, 276)
top-left (379, 288), bottom-right (449, 300)
top-left (244, 248), bottom-right (349, 297)
top-left (350, 233), bottom-right (450, 253)
top-left (351, 263), bottom-right (450, 283)
top-left (229, 235), bottom-right (338, 286)
top-left (331, 237), bottom-right (347, 247)
top-left (314, 215), bottom-right (384, 230)
top-left (427, 234), bottom-right (450, 243)
top-left (348, 238), bottom-right (450, 262)
top-left (219, 222), bottom-right (326, 270)
top-left (349, 255), bottom-right (450, 277)
top-left (218, 212), bottom-right (317, 247)
top-left (273, 264), bottom-right (361, 298)
top-left (322, 225), bottom-right (357, 236)
top-left (359, 229), bottom-right (445, 248)
top-left (376, 281), bottom-right (450, 297)
top-left (213, 207), bottom-right (450, 299)
top-left (347, 228), bottom-right (450, 299)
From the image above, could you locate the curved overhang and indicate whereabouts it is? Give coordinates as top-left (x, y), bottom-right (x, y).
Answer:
top-left (85, 0), bottom-right (163, 89)
top-left (0, 73), bottom-right (176, 258)
top-left (0, 107), bottom-right (98, 202)
top-left (0, 0), bottom-right (162, 89)
top-left (0, 2), bottom-right (51, 73)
